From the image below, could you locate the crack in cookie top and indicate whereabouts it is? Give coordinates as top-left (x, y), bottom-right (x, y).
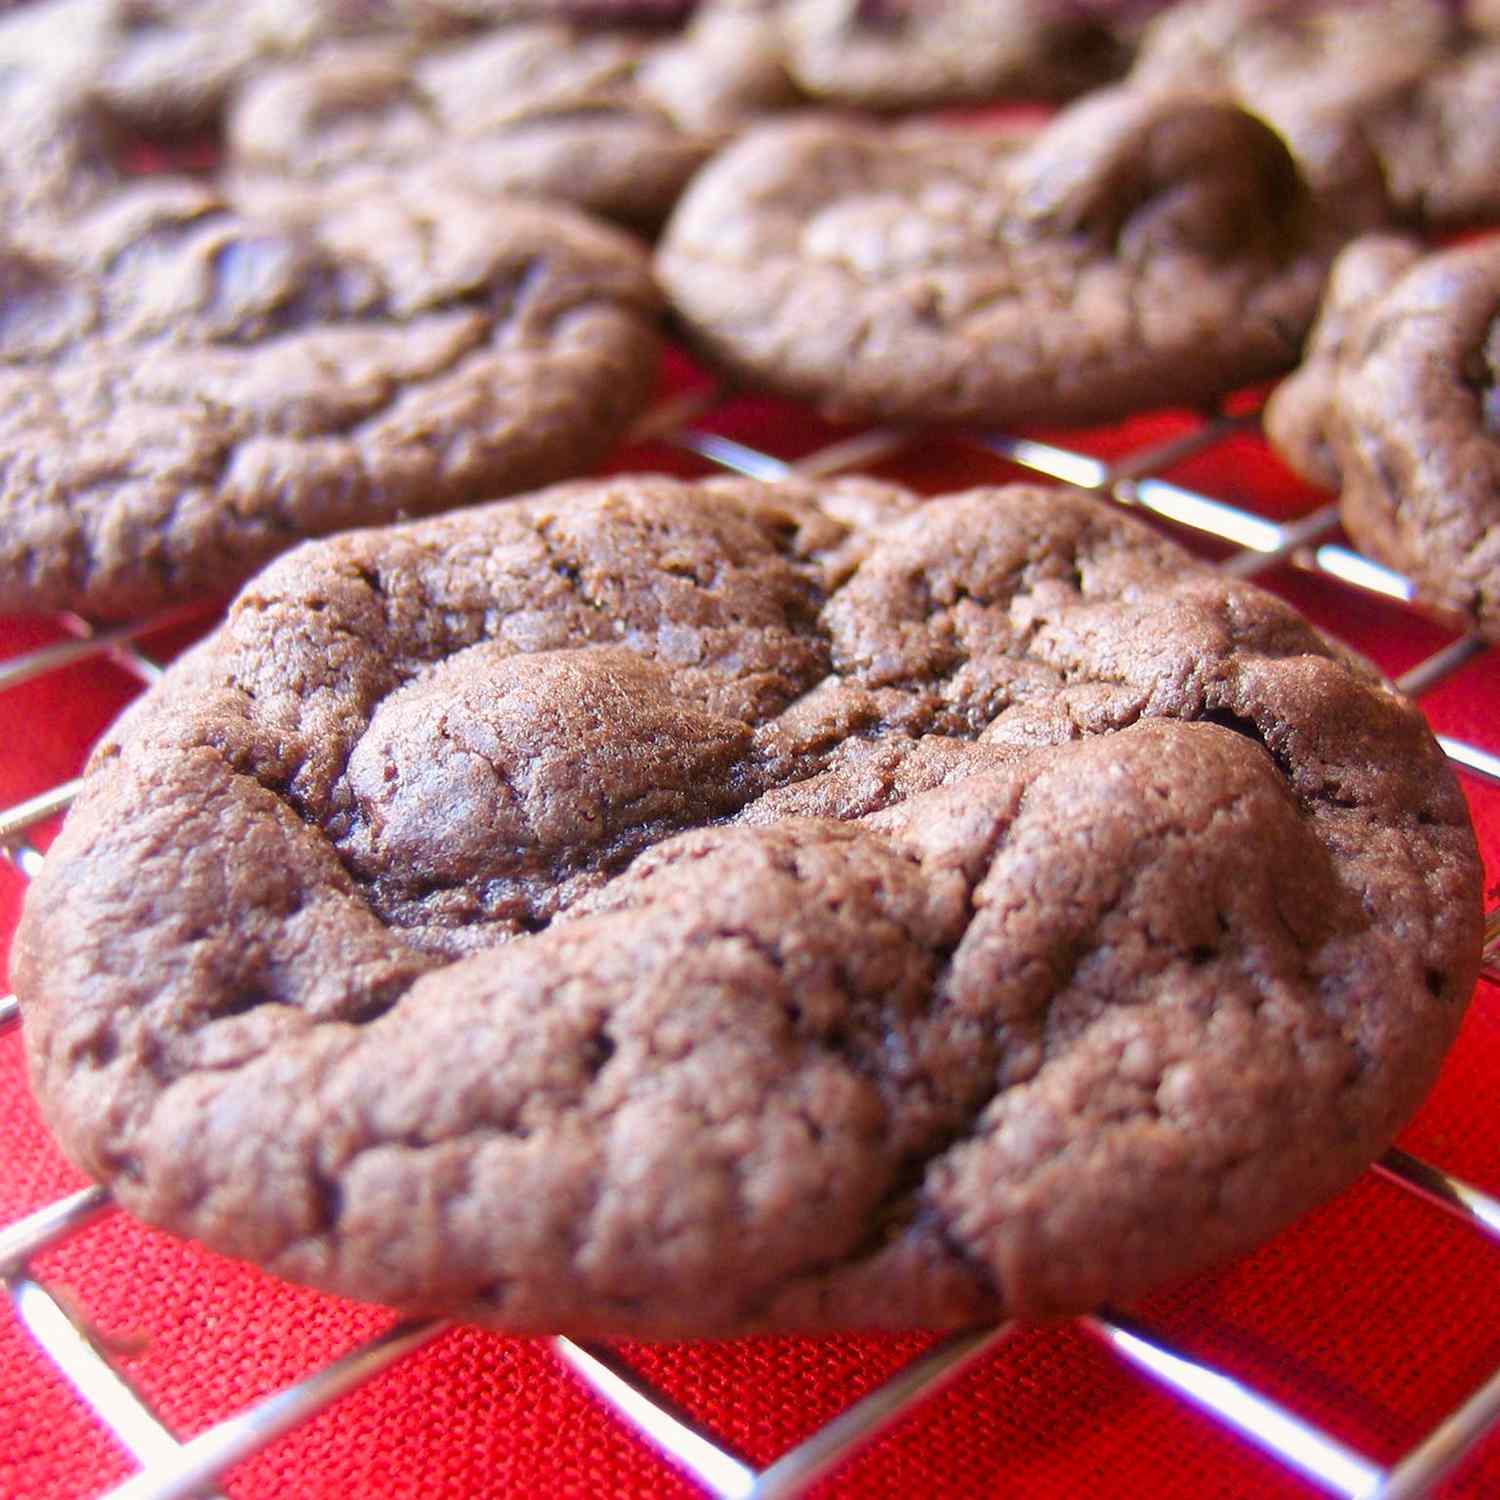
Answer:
top-left (656, 86), bottom-right (1344, 428)
top-left (16, 476), bottom-right (1482, 1337)
top-left (1267, 234), bottom-right (1500, 643)
top-left (0, 88), bottom-right (661, 620)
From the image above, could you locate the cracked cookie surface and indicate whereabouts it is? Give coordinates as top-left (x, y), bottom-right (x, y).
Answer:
top-left (16, 475), bottom-right (1482, 1336)
top-left (0, 94), bottom-right (661, 619)
top-left (1266, 234), bottom-right (1500, 643)
top-left (656, 87), bottom-right (1343, 427)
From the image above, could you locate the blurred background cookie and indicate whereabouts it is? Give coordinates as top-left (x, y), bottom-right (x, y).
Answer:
top-left (225, 24), bottom-right (785, 231)
top-left (1129, 0), bottom-right (1500, 231)
top-left (0, 0), bottom-right (464, 133)
top-left (771, 0), bottom-right (1129, 108)
top-left (1267, 235), bottom-right (1500, 643)
top-left (0, 93), bottom-right (662, 619)
top-left (658, 88), bottom-right (1343, 427)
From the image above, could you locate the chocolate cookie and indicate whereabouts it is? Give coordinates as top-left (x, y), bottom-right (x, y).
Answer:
top-left (1130, 0), bottom-right (1457, 114)
top-left (16, 476), bottom-right (1481, 1336)
top-left (229, 2), bottom-right (1095, 230)
top-left (433, 0), bottom-right (698, 18)
top-left (0, 0), bottom-right (708, 139)
top-left (0, 95), bottom-right (661, 619)
top-left (1266, 235), bottom-right (1500, 643)
top-left (1357, 45), bottom-right (1500, 230)
top-left (0, 0), bottom-right (461, 132)
top-left (657, 87), bottom-right (1342, 427)
top-left (225, 23), bottom-right (779, 231)
top-left (213, 1), bottom-right (1112, 232)
top-left (1263, 233), bottom-right (1424, 492)
top-left (1130, 0), bottom-right (1500, 231)
top-left (773, 0), bottom-right (1126, 108)
top-left (632, 0), bottom-right (801, 131)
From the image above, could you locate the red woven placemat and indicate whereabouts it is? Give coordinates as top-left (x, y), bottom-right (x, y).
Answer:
top-left (2, 352), bottom-right (1498, 1500)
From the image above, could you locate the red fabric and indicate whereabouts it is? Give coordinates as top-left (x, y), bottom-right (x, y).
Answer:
top-left (3, 355), bottom-right (1499, 1500)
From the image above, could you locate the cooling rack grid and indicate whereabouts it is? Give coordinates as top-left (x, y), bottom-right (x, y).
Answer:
top-left (2, 367), bottom-right (1499, 1500)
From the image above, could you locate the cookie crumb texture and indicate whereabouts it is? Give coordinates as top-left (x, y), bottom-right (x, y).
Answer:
top-left (657, 88), bottom-right (1342, 427)
top-left (17, 478), bottom-right (1482, 1336)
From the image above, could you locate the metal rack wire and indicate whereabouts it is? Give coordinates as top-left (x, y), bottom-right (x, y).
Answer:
top-left (2, 381), bottom-right (1499, 1500)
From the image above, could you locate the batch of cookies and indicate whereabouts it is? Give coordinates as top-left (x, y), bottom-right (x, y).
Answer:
top-left (3, 0), bottom-right (1494, 1342)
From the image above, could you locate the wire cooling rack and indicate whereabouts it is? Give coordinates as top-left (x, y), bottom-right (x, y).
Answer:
top-left (2, 371), bottom-right (1499, 1500)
